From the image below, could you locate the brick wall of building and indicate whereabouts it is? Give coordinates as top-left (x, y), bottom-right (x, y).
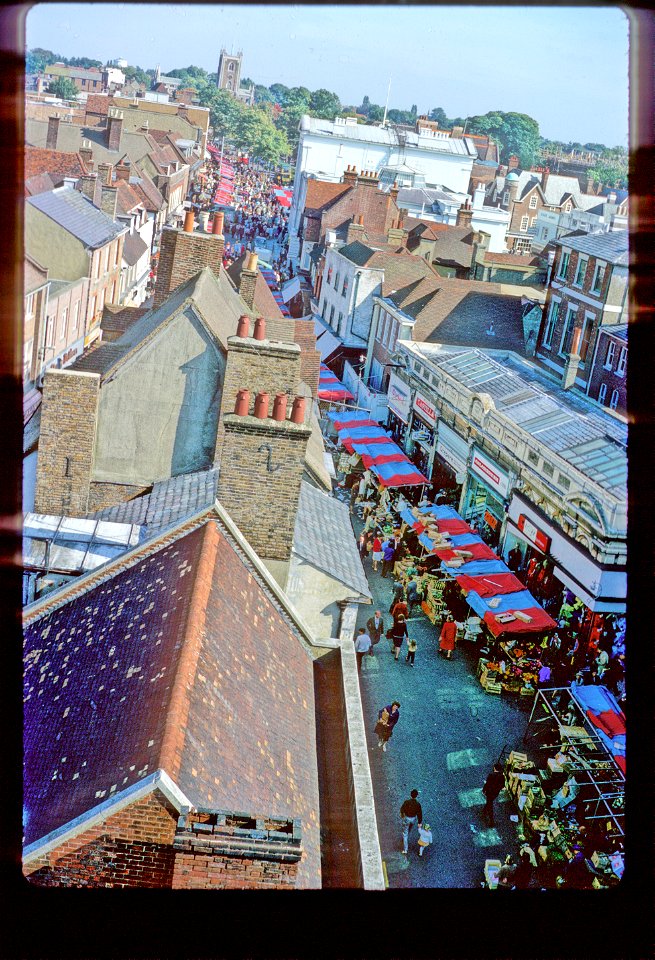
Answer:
top-left (172, 811), bottom-right (301, 889)
top-left (587, 329), bottom-right (627, 412)
top-left (34, 369), bottom-right (100, 516)
top-left (319, 177), bottom-right (399, 242)
top-left (215, 337), bottom-right (301, 453)
top-left (217, 413), bottom-right (311, 561)
top-left (25, 788), bottom-right (179, 888)
top-left (294, 319), bottom-right (321, 397)
top-left (153, 228), bottom-right (224, 308)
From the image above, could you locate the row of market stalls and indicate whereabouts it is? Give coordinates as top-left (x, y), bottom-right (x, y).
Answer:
top-left (327, 407), bottom-right (428, 488)
top-left (206, 146), bottom-right (236, 207)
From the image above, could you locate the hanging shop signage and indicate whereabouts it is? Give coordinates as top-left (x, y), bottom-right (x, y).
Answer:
top-left (412, 391), bottom-right (437, 427)
top-left (435, 421), bottom-right (469, 477)
top-left (387, 371), bottom-right (411, 423)
top-left (517, 513), bottom-right (551, 553)
top-left (470, 447), bottom-right (510, 498)
top-left (484, 510), bottom-right (500, 531)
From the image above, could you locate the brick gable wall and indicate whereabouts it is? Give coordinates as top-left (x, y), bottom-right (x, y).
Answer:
top-left (294, 319), bottom-right (321, 397)
top-left (319, 183), bottom-right (398, 242)
top-left (24, 789), bottom-right (179, 888)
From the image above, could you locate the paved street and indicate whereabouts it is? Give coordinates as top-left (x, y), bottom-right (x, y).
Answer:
top-left (352, 516), bottom-right (532, 888)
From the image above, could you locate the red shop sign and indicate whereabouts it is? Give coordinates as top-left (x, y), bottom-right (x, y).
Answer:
top-left (518, 514), bottom-right (551, 553)
top-left (483, 509), bottom-right (499, 530)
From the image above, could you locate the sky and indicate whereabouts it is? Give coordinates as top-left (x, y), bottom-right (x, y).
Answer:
top-left (24, 3), bottom-right (629, 146)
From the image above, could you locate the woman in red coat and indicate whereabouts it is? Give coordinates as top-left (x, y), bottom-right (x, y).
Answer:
top-left (439, 613), bottom-right (458, 660)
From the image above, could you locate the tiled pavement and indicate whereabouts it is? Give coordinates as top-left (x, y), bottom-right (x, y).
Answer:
top-left (352, 516), bottom-right (533, 888)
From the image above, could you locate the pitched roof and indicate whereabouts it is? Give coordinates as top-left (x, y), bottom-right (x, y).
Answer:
top-left (430, 225), bottom-right (475, 269)
top-left (407, 277), bottom-right (537, 353)
top-left (69, 266), bottom-right (252, 379)
top-left (127, 167), bottom-right (166, 212)
top-left (115, 178), bottom-right (145, 216)
top-left (85, 94), bottom-right (110, 116)
top-left (337, 242), bottom-right (437, 293)
top-left (25, 118), bottom-right (172, 170)
top-left (226, 255), bottom-right (284, 319)
top-left (23, 512), bottom-right (322, 886)
top-left (27, 186), bottom-right (127, 249)
top-left (25, 172), bottom-right (56, 197)
top-left (293, 481), bottom-right (371, 600)
top-left (558, 229), bottom-right (628, 264)
top-left (101, 304), bottom-right (149, 339)
top-left (24, 146), bottom-right (88, 183)
top-left (304, 179), bottom-right (351, 216)
top-left (25, 256), bottom-right (49, 293)
top-left (122, 231), bottom-right (149, 265)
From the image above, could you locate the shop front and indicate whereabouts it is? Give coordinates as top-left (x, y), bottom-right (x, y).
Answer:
top-left (433, 420), bottom-right (469, 504)
top-left (463, 447), bottom-right (511, 547)
top-left (386, 371), bottom-right (412, 445)
top-left (406, 390), bottom-right (437, 478)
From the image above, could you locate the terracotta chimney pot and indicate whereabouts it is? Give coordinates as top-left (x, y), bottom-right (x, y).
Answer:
top-left (272, 393), bottom-right (287, 422)
top-left (254, 391), bottom-right (269, 419)
top-left (212, 211), bottom-right (224, 235)
top-left (236, 314), bottom-right (250, 338)
top-left (290, 396), bottom-right (306, 425)
top-left (234, 388), bottom-right (250, 416)
top-left (183, 209), bottom-right (195, 233)
top-left (253, 316), bottom-right (266, 340)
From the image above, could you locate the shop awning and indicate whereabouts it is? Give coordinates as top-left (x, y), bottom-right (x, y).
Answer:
top-left (314, 321), bottom-right (343, 362)
top-left (571, 683), bottom-right (625, 772)
top-left (371, 460), bottom-right (428, 488)
top-left (350, 441), bottom-right (407, 468)
top-left (482, 606), bottom-right (558, 637)
top-left (327, 411), bottom-right (377, 429)
top-left (318, 362), bottom-right (355, 401)
top-left (432, 541), bottom-right (498, 562)
top-left (455, 572), bottom-right (526, 597)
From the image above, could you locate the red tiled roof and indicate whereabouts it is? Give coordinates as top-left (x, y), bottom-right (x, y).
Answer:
top-left (304, 180), bottom-right (351, 216)
top-left (101, 304), bottom-right (149, 337)
top-left (85, 93), bottom-right (110, 116)
top-left (226, 255), bottom-right (284, 320)
top-left (24, 145), bottom-right (88, 182)
top-left (23, 517), bottom-right (322, 886)
top-left (483, 251), bottom-right (543, 267)
top-left (115, 178), bottom-right (146, 216)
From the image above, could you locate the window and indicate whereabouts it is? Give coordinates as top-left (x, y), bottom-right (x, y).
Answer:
top-left (604, 341), bottom-right (616, 369)
top-left (519, 215), bottom-right (529, 232)
top-left (334, 272), bottom-right (340, 291)
top-left (559, 304), bottom-right (578, 355)
top-left (502, 191), bottom-right (509, 204)
top-left (319, 297), bottom-right (326, 317)
top-left (327, 267), bottom-right (333, 286)
top-left (342, 276), bottom-right (348, 296)
top-left (558, 474), bottom-right (571, 491)
top-left (337, 311), bottom-right (344, 334)
top-left (598, 383), bottom-right (607, 405)
top-left (377, 311), bottom-right (387, 343)
top-left (330, 303), bottom-right (335, 324)
top-left (114, 241), bottom-right (120, 266)
top-left (578, 312), bottom-right (594, 363)
top-left (387, 319), bottom-right (398, 350)
top-left (45, 316), bottom-right (55, 347)
top-left (514, 237), bottom-right (532, 254)
top-left (591, 261), bottom-right (606, 295)
top-left (25, 293), bottom-right (35, 317)
top-left (564, 202), bottom-right (572, 213)
top-left (89, 295), bottom-right (97, 321)
top-left (530, 217), bottom-right (537, 227)
top-left (609, 388), bottom-right (620, 410)
top-left (557, 249), bottom-right (570, 279)
top-left (59, 307), bottom-right (68, 341)
top-left (542, 462), bottom-right (554, 478)
top-left (542, 298), bottom-right (560, 349)
top-left (527, 450), bottom-right (539, 466)
top-left (228, 62), bottom-right (235, 72)
top-left (72, 300), bottom-right (80, 332)
top-left (99, 289), bottom-right (105, 313)
top-left (616, 346), bottom-right (627, 377)
top-left (529, 194), bottom-right (538, 209)
top-left (573, 256), bottom-right (588, 288)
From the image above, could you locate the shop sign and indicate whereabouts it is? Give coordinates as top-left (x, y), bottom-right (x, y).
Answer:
top-left (412, 391), bottom-right (437, 427)
top-left (436, 439), bottom-right (467, 476)
top-left (387, 371), bottom-right (411, 423)
top-left (436, 421), bottom-right (469, 477)
top-left (484, 509), bottom-right (499, 530)
top-left (470, 447), bottom-right (510, 498)
top-left (518, 514), bottom-right (551, 553)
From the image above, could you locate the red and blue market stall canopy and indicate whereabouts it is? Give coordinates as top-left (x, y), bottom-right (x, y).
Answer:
top-left (329, 410), bottom-right (428, 485)
top-left (259, 267), bottom-right (291, 317)
top-left (273, 186), bottom-right (293, 207)
top-left (404, 502), bottom-right (557, 634)
top-left (571, 683), bottom-right (626, 774)
top-left (318, 363), bottom-right (355, 402)
top-left (371, 459), bottom-right (428, 488)
top-left (350, 441), bottom-right (407, 468)
top-left (327, 411), bottom-right (378, 430)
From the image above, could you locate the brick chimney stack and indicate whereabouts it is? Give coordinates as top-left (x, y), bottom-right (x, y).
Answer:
top-left (387, 217), bottom-right (407, 246)
top-left (356, 169), bottom-right (379, 188)
top-left (541, 167), bottom-right (550, 192)
top-left (152, 219), bottom-right (226, 308)
top-left (469, 230), bottom-right (491, 279)
top-left (346, 214), bottom-right (366, 243)
top-left (456, 199), bottom-right (474, 228)
top-left (97, 161), bottom-right (113, 186)
top-left (107, 108), bottom-right (124, 151)
top-left (46, 115), bottom-right (61, 151)
top-left (114, 158), bottom-right (131, 181)
top-left (238, 252), bottom-right (259, 308)
top-left (508, 155), bottom-right (520, 171)
top-left (100, 184), bottom-right (118, 221)
top-left (79, 139), bottom-right (94, 170)
top-left (217, 385), bottom-right (311, 562)
top-left (343, 164), bottom-right (357, 185)
top-left (78, 173), bottom-right (102, 208)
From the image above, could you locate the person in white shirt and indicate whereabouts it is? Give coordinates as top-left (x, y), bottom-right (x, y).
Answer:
top-left (354, 628), bottom-right (372, 673)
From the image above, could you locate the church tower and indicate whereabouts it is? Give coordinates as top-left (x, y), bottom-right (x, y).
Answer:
top-left (217, 49), bottom-right (243, 93)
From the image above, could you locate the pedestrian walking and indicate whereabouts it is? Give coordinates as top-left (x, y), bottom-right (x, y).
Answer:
top-left (354, 627), bottom-right (372, 673)
top-left (374, 701), bottom-right (401, 752)
top-left (405, 636), bottom-right (417, 666)
top-left (439, 612), bottom-right (458, 660)
top-left (391, 614), bottom-right (408, 661)
top-left (366, 610), bottom-right (385, 648)
top-left (381, 538), bottom-right (396, 578)
top-left (371, 534), bottom-right (383, 572)
top-left (482, 763), bottom-right (505, 826)
top-left (400, 789), bottom-right (423, 854)
top-left (417, 822), bottom-right (433, 857)
top-left (390, 597), bottom-right (408, 621)
top-left (406, 578), bottom-right (421, 616)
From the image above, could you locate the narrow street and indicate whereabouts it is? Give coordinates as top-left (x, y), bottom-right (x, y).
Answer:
top-left (350, 513), bottom-right (532, 888)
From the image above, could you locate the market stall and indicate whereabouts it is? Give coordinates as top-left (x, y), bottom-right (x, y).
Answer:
top-left (318, 364), bottom-right (355, 403)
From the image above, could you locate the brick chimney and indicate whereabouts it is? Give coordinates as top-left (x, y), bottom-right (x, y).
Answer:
top-left (469, 230), bottom-right (491, 280)
top-left (343, 164), bottom-right (357, 185)
top-left (238, 251), bottom-right (259, 308)
top-left (389, 180), bottom-right (400, 206)
top-left (114, 158), bottom-right (131, 181)
top-left (100, 184), bottom-right (118, 220)
top-left (217, 388), bottom-right (311, 562)
top-left (507, 155), bottom-right (520, 171)
top-left (346, 214), bottom-right (366, 243)
top-left (293, 318), bottom-right (321, 398)
top-left (78, 173), bottom-right (102, 208)
top-left (456, 199), bottom-right (473, 228)
top-left (541, 167), bottom-right (550, 193)
top-left (79, 139), bottom-right (94, 170)
top-left (356, 169), bottom-right (379, 188)
top-left (34, 369), bottom-right (101, 516)
top-left (451, 125), bottom-right (464, 138)
top-left (387, 217), bottom-right (407, 246)
top-left (152, 221), bottom-right (226, 308)
top-left (172, 811), bottom-right (303, 890)
top-left (96, 161), bottom-right (113, 186)
top-left (46, 115), bottom-right (61, 151)
top-left (107, 108), bottom-right (124, 151)
top-left (561, 321), bottom-right (583, 390)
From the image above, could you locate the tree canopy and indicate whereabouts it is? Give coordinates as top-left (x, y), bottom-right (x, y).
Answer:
top-left (48, 76), bottom-right (79, 100)
top-left (466, 110), bottom-right (541, 168)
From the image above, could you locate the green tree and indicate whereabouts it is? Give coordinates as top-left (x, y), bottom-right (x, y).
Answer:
top-left (199, 87), bottom-right (244, 140)
top-left (49, 76), bottom-right (79, 100)
top-left (269, 83), bottom-right (291, 105)
top-left (410, 103), bottom-right (417, 118)
top-left (587, 156), bottom-right (628, 190)
top-left (26, 48), bottom-right (61, 73)
top-left (467, 110), bottom-right (540, 168)
top-left (254, 84), bottom-right (274, 105)
top-left (428, 106), bottom-right (450, 127)
top-left (123, 64), bottom-right (150, 86)
top-left (359, 94), bottom-right (371, 116)
top-left (68, 57), bottom-right (102, 68)
top-left (234, 107), bottom-right (289, 162)
top-left (367, 104), bottom-right (384, 122)
top-left (309, 88), bottom-right (341, 119)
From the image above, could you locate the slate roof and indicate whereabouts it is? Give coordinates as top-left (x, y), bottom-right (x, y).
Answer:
top-left (337, 241), bottom-right (437, 293)
top-left (23, 512), bottom-right (322, 886)
top-left (27, 186), bottom-right (127, 249)
top-left (293, 481), bottom-right (371, 600)
top-left (69, 266), bottom-right (253, 379)
top-left (557, 229), bottom-right (628, 265)
top-left (429, 226), bottom-right (475, 269)
top-left (302, 116), bottom-right (476, 157)
top-left (122, 231), bottom-right (149, 266)
top-left (597, 323), bottom-right (628, 344)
